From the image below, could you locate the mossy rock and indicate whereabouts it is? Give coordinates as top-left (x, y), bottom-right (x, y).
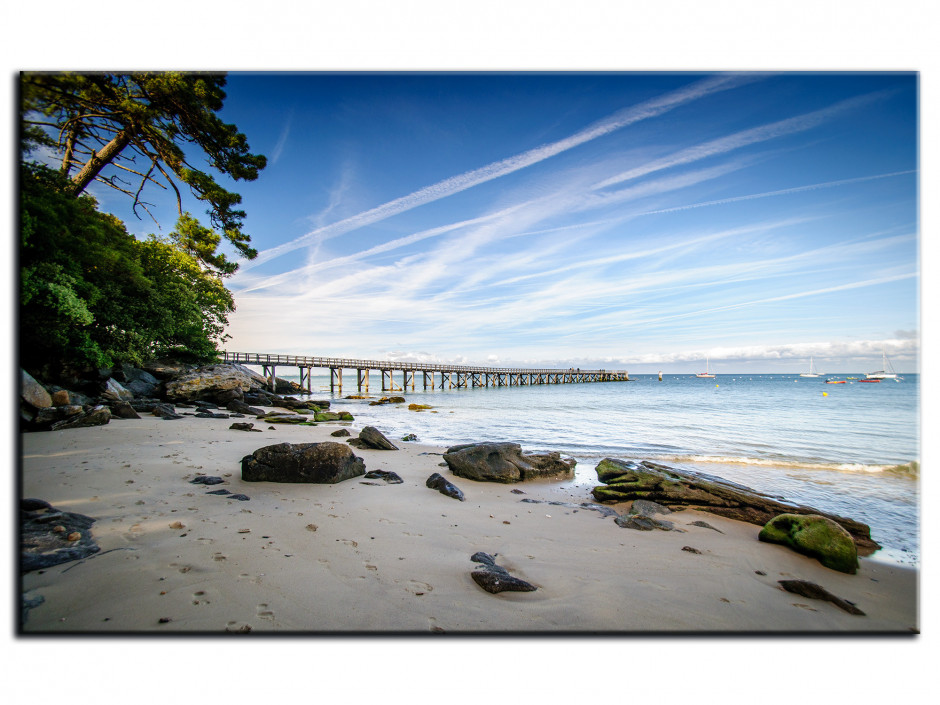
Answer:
top-left (408, 403), bottom-right (433, 411)
top-left (758, 513), bottom-right (859, 574)
top-left (314, 411), bottom-right (354, 422)
top-left (595, 458), bottom-right (643, 484)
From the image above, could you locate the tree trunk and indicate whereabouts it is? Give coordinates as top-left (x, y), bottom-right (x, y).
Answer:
top-left (68, 128), bottom-right (133, 195)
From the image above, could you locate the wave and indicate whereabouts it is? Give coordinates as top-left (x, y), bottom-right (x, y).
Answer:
top-left (574, 451), bottom-right (919, 478)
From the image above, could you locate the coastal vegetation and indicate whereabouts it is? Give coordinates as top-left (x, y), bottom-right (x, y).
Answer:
top-left (19, 72), bottom-right (266, 379)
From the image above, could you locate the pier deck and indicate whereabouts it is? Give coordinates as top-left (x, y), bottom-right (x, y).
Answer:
top-left (221, 352), bottom-right (630, 393)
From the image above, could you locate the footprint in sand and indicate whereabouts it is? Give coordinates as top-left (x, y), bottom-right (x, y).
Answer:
top-left (192, 590), bottom-right (210, 605)
top-left (225, 621), bottom-right (253, 633)
top-left (338, 539), bottom-right (358, 548)
top-left (405, 580), bottom-right (434, 596)
top-left (256, 603), bottom-right (275, 620)
top-left (170, 562), bottom-right (193, 574)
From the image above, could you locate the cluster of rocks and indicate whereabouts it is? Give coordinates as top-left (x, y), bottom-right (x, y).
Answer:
top-left (20, 362), bottom-right (340, 432)
top-left (21, 498), bottom-right (100, 572)
top-left (592, 457), bottom-right (872, 575)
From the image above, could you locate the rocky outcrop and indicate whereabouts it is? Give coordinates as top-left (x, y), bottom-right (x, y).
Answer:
top-left (241, 442), bottom-right (366, 484)
top-left (759, 513), bottom-right (859, 574)
top-left (21, 369), bottom-right (52, 409)
top-left (163, 363), bottom-right (257, 402)
top-left (21, 499), bottom-right (100, 571)
top-left (50, 405), bottom-right (111, 430)
top-left (591, 458), bottom-right (879, 554)
top-left (443, 442), bottom-right (576, 483)
top-left (100, 377), bottom-right (133, 402)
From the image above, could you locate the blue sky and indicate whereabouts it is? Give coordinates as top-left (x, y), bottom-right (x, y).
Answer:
top-left (91, 72), bottom-right (919, 373)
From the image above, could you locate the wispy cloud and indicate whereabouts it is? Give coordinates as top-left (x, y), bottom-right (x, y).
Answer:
top-left (268, 111), bottom-right (293, 166)
top-left (238, 73), bottom-right (761, 271)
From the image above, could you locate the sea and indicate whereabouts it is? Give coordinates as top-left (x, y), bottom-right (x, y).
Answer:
top-left (268, 370), bottom-right (920, 567)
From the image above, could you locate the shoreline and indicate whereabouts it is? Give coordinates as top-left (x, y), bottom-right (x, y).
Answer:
top-left (19, 414), bottom-right (918, 633)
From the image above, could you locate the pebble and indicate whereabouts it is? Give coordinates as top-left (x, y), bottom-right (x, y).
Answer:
top-left (169, 521), bottom-right (185, 529)
top-left (66, 532), bottom-right (81, 541)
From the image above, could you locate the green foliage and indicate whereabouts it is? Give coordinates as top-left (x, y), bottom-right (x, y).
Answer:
top-left (20, 163), bottom-right (235, 375)
top-left (21, 71), bottom-right (265, 273)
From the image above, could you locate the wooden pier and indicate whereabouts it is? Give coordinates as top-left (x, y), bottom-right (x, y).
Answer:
top-left (220, 352), bottom-right (630, 393)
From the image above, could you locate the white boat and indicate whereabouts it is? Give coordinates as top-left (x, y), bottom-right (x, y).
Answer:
top-left (695, 357), bottom-right (715, 378)
top-left (799, 356), bottom-right (821, 378)
top-left (866, 349), bottom-right (898, 380)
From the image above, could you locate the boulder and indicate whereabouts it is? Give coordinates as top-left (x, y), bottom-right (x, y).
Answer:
top-left (359, 426), bottom-right (399, 450)
top-left (141, 359), bottom-right (196, 380)
top-left (163, 363), bottom-right (257, 402)
top-left (226, 399), bottom-right (266, 416)
top-left (50, 405), bottom-right (111, 430)
top-left (759, 514), bottom-right (859, 574)
top-left (241, 442), bottom-right (366, 484)
top-left (591, 458), bottom-right (879, 555)
top-left (31, 405), bottom-right (84, 429)
top-left (213, 387), bottom-right (245, 405)
top-left (101, 378), bottom-right (134, 402)
top-left (21, 369), bottom-right (52, 409)
top-left (331, 429), bottom-right (351, 437)
top-left (109, 401), bottom-right (141, 419)
top-left (47, 386), bottom-right (94, 407)
top-left (152, 403), bottom-right (183, 419)
top-left (443, 442), bottom-right (576, 483)
top-left (21, 499), bottom-right (100, 571)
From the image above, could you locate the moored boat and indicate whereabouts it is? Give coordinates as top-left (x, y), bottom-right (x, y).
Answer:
top-left (799, 356), bottom-right (821, 377)
top-left (866, 349), bottom-right (898, 380)
top-left (695, 357), bottom-right (715, 378)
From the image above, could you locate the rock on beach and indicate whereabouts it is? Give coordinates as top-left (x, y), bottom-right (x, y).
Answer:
top-left (443, 442), bottom-right (575, 483)
top-left (241, 442), bottom-right (366, 484)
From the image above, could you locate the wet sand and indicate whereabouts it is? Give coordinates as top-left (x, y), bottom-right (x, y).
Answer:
top-left (18, 413), bottom-right (917, 633)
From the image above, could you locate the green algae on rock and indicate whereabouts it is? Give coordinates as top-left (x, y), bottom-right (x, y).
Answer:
top-left (759, 513), bottom-right (859, 574)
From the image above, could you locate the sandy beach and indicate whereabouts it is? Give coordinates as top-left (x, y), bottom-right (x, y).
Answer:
top-left (19, 413), bottom-right (917, 634)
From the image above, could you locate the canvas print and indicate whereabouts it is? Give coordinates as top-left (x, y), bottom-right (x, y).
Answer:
top-left (18, 71), bottom-right (918, 634)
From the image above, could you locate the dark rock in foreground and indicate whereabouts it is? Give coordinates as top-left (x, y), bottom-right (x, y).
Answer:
top-left (443, 442), bottom-right (576, 483)
top-left (426, 472), bottom-right (465, 501)
top-left (470, 552), bottom-right (537, 594)
top-left (779, 579), bottom-right (865, 615)
top-left (364, 470), bottom-right (404, 484)
top-left (241, 442), bottom-right (366, 484)
top-left (591, 458), bottom-right (879, 554)
top-left (21, 499), bottom-right (100, 571)
top-left (50, 405), bottom-right (111, 430)
top-left (358, 426), bottom-right (399, 450)
top-left (759, 513), bottom-right (859, 574)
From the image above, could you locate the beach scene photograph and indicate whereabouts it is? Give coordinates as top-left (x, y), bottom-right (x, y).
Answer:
top-left (16, 68), bottom-right (920, 633)
top-left (5, 1), bottom-right (937, 701)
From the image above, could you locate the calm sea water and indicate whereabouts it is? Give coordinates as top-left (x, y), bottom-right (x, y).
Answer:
top-left (273, 370), bottom-right (920, 566)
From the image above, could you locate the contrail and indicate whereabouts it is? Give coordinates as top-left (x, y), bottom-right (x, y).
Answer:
top-left (239, 73), bottom-right (761, 271)
top-left (637, 170), bottom-right (917, 217)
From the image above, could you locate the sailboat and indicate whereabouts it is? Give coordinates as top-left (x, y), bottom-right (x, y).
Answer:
top-left (695, 358), bottom-right (715, 378)
top-left (866, 349), bottom-right (898, 380)
top-left (799, 356), bottom-right (821, 378)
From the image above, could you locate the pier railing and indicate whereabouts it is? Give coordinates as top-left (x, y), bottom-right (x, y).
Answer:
top-left (220, 351), bottom-right (629, 393)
